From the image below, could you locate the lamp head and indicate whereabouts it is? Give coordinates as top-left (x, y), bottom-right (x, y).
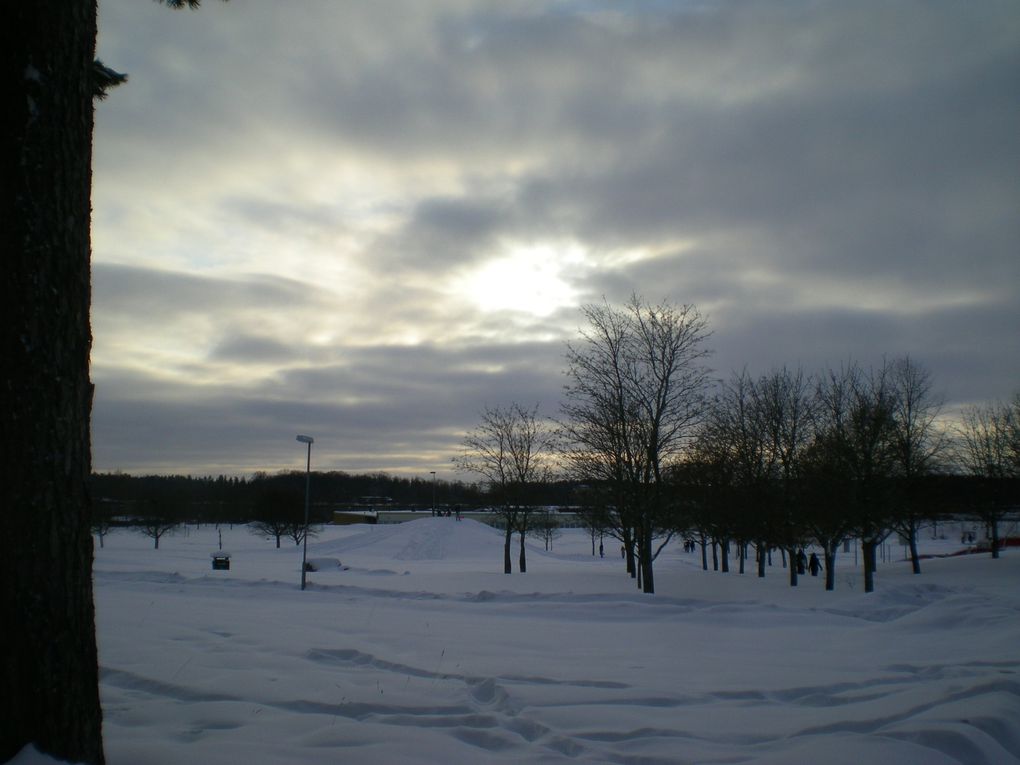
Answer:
top-left (296, 434), bottom-right (314, 444)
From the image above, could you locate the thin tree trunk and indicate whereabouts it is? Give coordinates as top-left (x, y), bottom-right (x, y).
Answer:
top-left (518, 530), bottom-right (527, 573)
top-left (503, 527), bottom-right (512, 573)
top-left (711, 540), bottom-right (718, 571)
top-left (641, 521), bottom-right (655, 594)
top-left (624, 527), bottom-right (636, 577)
top-left (2, 2), bottom-right (105, 762)
top-left (757, 541), bottom-right (766, 578)
top-left (824, 544), bottom-right (837, 591)
top-left (990, 521), bottom-right (1000, 559)
top-left (787, 548), bottom-right (798, 587)
top-left (700, 534), bottom-right (708, 571)
top-left (908, 529), bottom-right (921, 574)
top-left (721, 539), bottom-right (730, 573)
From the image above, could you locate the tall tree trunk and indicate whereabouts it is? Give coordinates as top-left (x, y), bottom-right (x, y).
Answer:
top-left (518, 530), bottom-right (527, 573)
top-left (862, 540), bottom-right (876, 593)
top-left (711, 540), bottom-right (718, 571)
top-left (623, 527), bottom-right (636, 577)
top-left (824, 544), bottom-right (837, 592)
top-left (503, 527), bottom-right (512, 573)
top-left (2, 2), bottom-right (105, 763)
top-left (738, 542), bottom-right (745, 575)
top-left (640, 520), bottom-right (654, 594)
top-left (720, 539), bottom-right (730, 573)
top-left (990, 521), bottom-right (1000, 559)
top-left (699, 533), bottom-right (708, 571)
top-left (757, 541), bottom-right (766, 578)
top-left (787, 547), bottom-right (798, 587)
top-left (907, 528), bottom-right (921, 574)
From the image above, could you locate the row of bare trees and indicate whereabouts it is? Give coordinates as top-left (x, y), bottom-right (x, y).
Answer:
top-left (456, 295), bottom-right (1019, 594)
top-left (685, 360), bottom-right (1020, 592)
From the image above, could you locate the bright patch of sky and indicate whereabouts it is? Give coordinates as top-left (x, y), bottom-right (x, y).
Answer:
top-left (455, 242), bottom-right (587, 317)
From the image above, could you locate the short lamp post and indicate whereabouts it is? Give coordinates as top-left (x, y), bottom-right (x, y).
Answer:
top-left (296, 434), bottom-right (314, 590)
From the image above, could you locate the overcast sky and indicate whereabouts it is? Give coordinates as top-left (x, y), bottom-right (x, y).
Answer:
top-left (91, 0), bottom-right (1019, 479)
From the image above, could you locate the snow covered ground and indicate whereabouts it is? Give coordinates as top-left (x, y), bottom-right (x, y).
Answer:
top-left (80, 518), bottom-right (1020, 764)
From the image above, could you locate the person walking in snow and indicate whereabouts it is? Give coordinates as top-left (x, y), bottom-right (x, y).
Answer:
top-left (808, 552), bottom-right (822, 577)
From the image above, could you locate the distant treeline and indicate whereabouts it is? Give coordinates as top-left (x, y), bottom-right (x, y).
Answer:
top-left (89, 471), bottom-right (581, 525)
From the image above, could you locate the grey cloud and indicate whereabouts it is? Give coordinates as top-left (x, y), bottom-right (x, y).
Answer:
top-left (210, 333), bottom-right (299, 364)
top-left (93, 263), bottom-right (326, 318)
top-left (373, 195), bottom-right (511, 273)
top-left (93, 339), bottom-right (567, 476)
top-left (91, 0), bottom-right (1019, 476)
top-left (710, 300), bottom-right (1020, 406)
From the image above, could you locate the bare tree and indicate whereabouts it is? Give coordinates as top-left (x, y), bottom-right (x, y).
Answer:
top-left (529, 509), bottom-right (562, 551)
top-left (956, 397), bottom-right (1018, 558)
top-left (454, 403), bottom-right (555, 573)
top-left (286, 522), bottom-right (321, 547)
top-left (690, 367), bottom-right (813, 584)
top-left (249, 485), bottom-right (302, 548)
top-left (809, 362), bottom-right (898, 592)
top-left (135, 499), bottom-right (181, 550)
top-left (572, 485), bottom-right (614, 556)
top-left (755, 367), bottom-right (815, 585)
top-left (886, 357), bottom-right (948, 573)
top-left (92, 502), bottom-right (114, 550)
top-left (560, 296), bottom-right (711, 593)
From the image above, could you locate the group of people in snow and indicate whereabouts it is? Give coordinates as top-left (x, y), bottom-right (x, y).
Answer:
top-left (796, 549), bottom-right (823, 576)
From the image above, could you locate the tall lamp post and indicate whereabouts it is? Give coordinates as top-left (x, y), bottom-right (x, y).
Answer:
top-left (430, 471), bottom-right (436, 516)
top-left (296, 434), bottom-right (314, 590)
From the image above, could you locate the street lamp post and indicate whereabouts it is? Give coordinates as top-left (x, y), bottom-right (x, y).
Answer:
top-left (430, 471), bottom-right (436, 516)
top-left (296, 434), bottom-right (314, 590)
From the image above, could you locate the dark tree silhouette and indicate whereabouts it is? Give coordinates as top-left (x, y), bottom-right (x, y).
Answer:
top-left (560, 296), bottom-right (711, 593)
top-left (956, 397), bottom-right (1019, 558)
top-left (2, 4), bottom-right (105, 762)
top-left (2, 2), bottom-right (213, 761)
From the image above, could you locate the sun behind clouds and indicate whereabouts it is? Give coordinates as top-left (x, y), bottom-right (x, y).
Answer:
top-left (455, 241), bottom-right (588, 317)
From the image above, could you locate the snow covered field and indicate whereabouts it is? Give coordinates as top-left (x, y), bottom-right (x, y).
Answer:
top-left (86, 518), bottom-right (1019, 764)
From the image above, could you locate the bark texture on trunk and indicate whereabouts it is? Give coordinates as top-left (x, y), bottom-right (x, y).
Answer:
top-left (1, 3), bottom-right (104, 762)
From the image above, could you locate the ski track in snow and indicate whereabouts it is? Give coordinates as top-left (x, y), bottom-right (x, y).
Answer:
top-left (93, 518), bottom-right (1020, 764)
